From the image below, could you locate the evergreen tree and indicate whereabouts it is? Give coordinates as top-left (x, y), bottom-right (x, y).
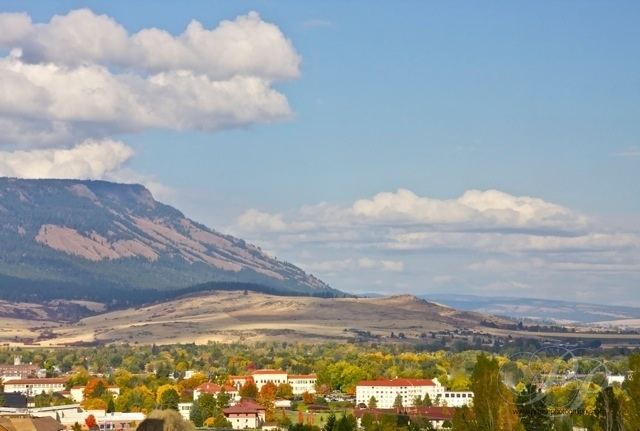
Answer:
top-left (190, 401), bottom-right (204, 427)
top-left (106, 397), bottom-right (115, 413)
top-left (323, 413), bottom-right (337, 431)
top-left (368, 396), bottom-right (378, 409)
top-left (595, 386), bottom-right (623, 431)
top-left (458, 354), bottom-right (522, 431)
top-left (622, 353), bottom-right (640, 429)
top-left (516, 384), bottom-right (551, 431)
top-left (393, 394), bottom-right (403, 409)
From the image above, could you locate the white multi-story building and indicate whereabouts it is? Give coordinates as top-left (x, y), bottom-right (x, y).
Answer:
top-left (230, 370), bottom-right (317, 395)
top-left (288, 374), bottom-right (317, 395)
top-left (251, 370), bottom-right (288, 390)
top-left (356, 378), bottom-right (445, 409)
top-left (3, 377), bottom-right (68, 396)
top-left (193, 383), bottom-right (240, 402)
top-left (442, 391), bottom-right (473, 407)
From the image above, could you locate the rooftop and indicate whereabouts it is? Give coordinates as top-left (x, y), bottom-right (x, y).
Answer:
top-left (4, 378), bottom-right (68, 385)
top-left (223, 399), bottom-right (265, 415)
top-left (357, 378), bottom-right (436, 387)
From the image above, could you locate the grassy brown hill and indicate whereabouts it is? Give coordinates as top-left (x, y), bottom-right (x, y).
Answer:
top-left (0, 291), bottom-right (510, 346)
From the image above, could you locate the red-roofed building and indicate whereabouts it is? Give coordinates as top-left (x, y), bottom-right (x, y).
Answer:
top-left (194, 382), bottom-right (239, 402)
top-left (356, 378), bottom-right (445, 409)
top-left (229, 370), bottom-right (317, 395)
top-left (3, 378), bottom-right (68, 396)
top-left (223, 399), bottom-right (266, 429)
top-left (251, 370), bottom-right (288, 390)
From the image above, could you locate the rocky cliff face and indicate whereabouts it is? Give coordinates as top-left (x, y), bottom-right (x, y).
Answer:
top-left (0, 178), bottom-right (336, 299)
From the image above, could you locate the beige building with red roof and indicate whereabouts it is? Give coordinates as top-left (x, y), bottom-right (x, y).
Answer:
top-left (3, 378), bottom-right (68, 396)
top-left (223, 399), bottom-right (266, 429)
top-left (193, 382), bottom-right (240, 402)
top-left (230, 369), bottom-right (317, 395)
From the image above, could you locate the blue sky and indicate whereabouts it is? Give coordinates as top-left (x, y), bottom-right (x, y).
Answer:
top-left (0, 1), bottom-right (638, 303)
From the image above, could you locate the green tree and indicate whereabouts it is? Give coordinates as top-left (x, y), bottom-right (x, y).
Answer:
top-left (276, 382), bottom-right (294, 399)
top-left (239, 380), bottom-right (259, 399)
top-left (197, 393), bottom-right (219, 421)
top-left (595, 386), bottom-right (623, 431)
top-left (212, 414), bottom-right (232, 428)
top-left (190, 401), bottom-right (204, 427)
top-left (454, 355), bottom-right (522, 431)
top-left (158, 388), bottom-right (180, 410)
top-left (106, 397), bottom-right (115, 413)
top-left (323, 413), bottom-right (337, 431)
top-left (516, 384), bottom-right (551, 431)
top-left (368, 396), bottom-right (378, 409)
top-left (623, 353), bottom-right (640, 429)
top-left (216, 387), bottom-right (231, 409)
top-left (393, 394), bottom-right (403, 409)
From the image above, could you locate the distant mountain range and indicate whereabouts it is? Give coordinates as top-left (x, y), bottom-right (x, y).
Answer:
top-left (0, 178), bottom-right (340, 305)
top-left (421, 293), bottom-right (640, 324)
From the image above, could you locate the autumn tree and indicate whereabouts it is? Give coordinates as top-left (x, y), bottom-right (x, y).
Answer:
top-left (159, 388), bottom-right (180, 410)
top-left (276, 382), bottom-right (294, 399)
top-left (239, 380), bottom-right (259, 400)
top-left (259, 381), bottom-right (278, 420)
top-left (84, 378), bottom-right (108, 399)
top-left (453, 355), bottom-right (522, 431)
top-left (303, 391), bottom-right (315, 405)
top-left (85, 414), bottom-right (97, 430)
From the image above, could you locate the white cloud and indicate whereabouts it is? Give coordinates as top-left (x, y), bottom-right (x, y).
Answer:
top-left (0, 9), bottom-right (299, 147)
top-left (0, 139), bottom-right (133, 179)
top-left (352, 188), bottom-right (586, 231)
top-left (1, 9), bottom-right (300, 80)
top-left (236, 209), bottom-right (287, 232)
top-left (231, 188), bottom-right (640, 300)
top-left (613, 146), bottom-right (640, 158)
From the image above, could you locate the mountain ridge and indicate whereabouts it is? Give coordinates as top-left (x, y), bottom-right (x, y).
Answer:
top-left (0, 177), bottom-right (340, 302)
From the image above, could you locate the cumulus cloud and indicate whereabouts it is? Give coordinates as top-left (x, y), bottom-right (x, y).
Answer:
top-left (0, 9), bottom-right (299, 148)
top-left (231, 188), bottom-right (640, 300)
top-left (352, 188), bottom-right (587, 231)
top-left (0, 9), bottom-right (300, 80)
top-left (0, 139), bottom-right (133, 179)
top-left (236, 188), bottom-right (589, 234)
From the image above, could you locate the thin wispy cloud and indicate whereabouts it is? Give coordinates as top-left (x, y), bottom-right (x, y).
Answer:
top-left (613, 146), bottom-right (640, 157)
